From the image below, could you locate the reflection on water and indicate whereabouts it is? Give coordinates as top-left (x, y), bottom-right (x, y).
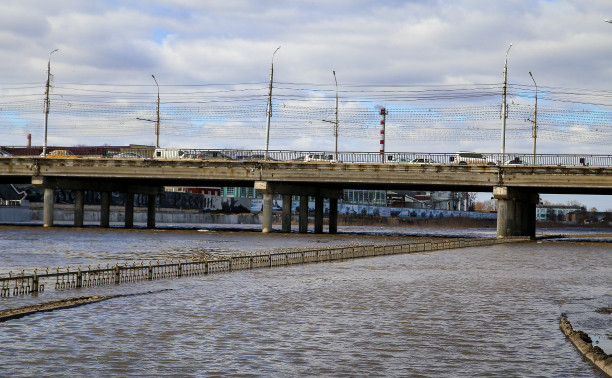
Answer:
top-left (0, 225), bottom-right (610, 376)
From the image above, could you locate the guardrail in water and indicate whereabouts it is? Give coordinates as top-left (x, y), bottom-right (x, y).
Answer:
top-left (1, 237), bottom-right (527, 298)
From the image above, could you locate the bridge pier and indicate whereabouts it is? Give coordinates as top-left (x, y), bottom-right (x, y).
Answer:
top-left (329, 198), bottom-right (338, 234)
top-left (299, 195), bottom-right (308, 233)
top-left (314, 197), bottom-right (324, 233)
top-left (124, 192), bottom-right (134, 229)
top-left (147, 194), bottom-right (156, 229)
top-left (74, 190), bottom-right (84, 227)
top-left (255, 181), bottom-right (341, 234)
top-left (494, 186), bottom-right (538, 239)
top-left (261, 192), bottom-right (274, 233)
top-left (43, 188), bottom-right (54, 227)
top-left (100, 192), bottom-right (111, 228)
top-left (281, 194), bottom-right (292, 233)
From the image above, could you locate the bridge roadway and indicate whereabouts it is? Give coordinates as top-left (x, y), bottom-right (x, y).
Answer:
top-left (0, 156), bottom-right (611, 238)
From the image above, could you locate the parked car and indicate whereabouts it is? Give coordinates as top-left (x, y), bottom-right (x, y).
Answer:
top-left (407, 158), bottom-right (436, 164)
top-left (505, 157), bottom-right (526, 165)
top-left (113, 152), bottom-right (146, 159)
top-left (0, 149), bottom-right (13, 157)
top-left (451, 152), bottom-right (496, 165)
top-left (235, 154), bottom-right (266, 161)
top-left (304, 153), bottom-right (334, 162)
top-left (45, 150), bottom-right (78, 158)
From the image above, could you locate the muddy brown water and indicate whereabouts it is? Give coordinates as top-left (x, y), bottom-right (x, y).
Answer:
top-left (0, 224), bottom-right (610, 376)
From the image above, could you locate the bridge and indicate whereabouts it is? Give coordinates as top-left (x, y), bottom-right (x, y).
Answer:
top-left (0, 151), bottom-right (611, 239)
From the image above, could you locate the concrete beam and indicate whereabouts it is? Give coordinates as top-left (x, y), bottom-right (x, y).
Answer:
top-left (32, 176), bottom-right (163, 195)
top-left (255, 181), bottom-right (342, 199)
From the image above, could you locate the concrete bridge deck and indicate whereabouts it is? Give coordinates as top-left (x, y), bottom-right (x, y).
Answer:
top-left (0, 156), bottom-right (611, 238)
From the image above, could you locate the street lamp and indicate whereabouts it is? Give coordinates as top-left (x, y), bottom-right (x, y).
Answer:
top-left (500, 43), bottom-right (512, 165)
top-left (264, 46), bottom-right (281, 160)
top-left (529, 71), bottom-right (537, 165)
top-left (42, 48), bottom-right (59, 157)
top-left (605, 19), bottom-right (612, 23)
top-left (152, 74), bottom-right (160, 148)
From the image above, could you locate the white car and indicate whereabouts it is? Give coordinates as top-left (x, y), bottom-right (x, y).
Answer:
top-left (452, 152), bottom-right (497, 165)
top-left (304, 154), bottom-right (334, 162)
top-left (407, 158), bottom-right (436, 164)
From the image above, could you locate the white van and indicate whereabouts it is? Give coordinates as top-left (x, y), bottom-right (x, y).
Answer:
top-left (153, 148), bottom-right (189, 159)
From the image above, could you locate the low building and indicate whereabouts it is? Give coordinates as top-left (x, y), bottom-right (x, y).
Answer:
top-left (536, 205), bottom-right (584, 222)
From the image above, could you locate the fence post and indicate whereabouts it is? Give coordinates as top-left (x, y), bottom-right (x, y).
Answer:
top-left (32, 269), bottom-right (39, 294)
top-left (114, 264), bottom-right (120, 284)
top-left (178, 261), bottom-right (182, 277)
top-left (76, 267), bottom-right (83, 288)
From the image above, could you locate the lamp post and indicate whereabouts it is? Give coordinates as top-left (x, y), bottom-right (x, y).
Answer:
top-left (500, 43), bottom-right (512, 165)
top-left (529, 71), bottom-right (537, 165)
top-left (264, 46), bottom-right (281, 159)
top-left (152, 74), bottom-right (160, 148)
top-left (42, 48), bottom-right (59, 157)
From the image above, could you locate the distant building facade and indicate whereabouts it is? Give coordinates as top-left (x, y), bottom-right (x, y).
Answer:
top-left (536, 205), bottom-right (584, 221)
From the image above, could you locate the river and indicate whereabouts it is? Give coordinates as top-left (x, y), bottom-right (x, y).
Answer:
top-left (0, 224), bottom-right (610, 376)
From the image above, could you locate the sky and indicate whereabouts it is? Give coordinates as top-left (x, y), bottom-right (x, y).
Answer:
top-left (0, 0), bottom-right (611, 210)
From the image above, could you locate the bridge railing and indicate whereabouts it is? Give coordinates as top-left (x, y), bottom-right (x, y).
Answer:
top-left (2, 147), bottom-right (611, 166)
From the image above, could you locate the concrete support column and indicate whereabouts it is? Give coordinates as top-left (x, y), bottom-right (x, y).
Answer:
top-left (299, 195), bottom-right (309, 233)
top-left (262, 193), bottom-right (274, 233)
top-left (329, 197), bottom-right (338, 234)
top-left (281, 194), bottom-right (292, 233)
top-left (314, 196), bottom-right (324, 234)
top-left (43, 188), bottom-right (54, 227)
top-left (147, 194), bottom-right (156, 229)
top-left (74, 190), bottom-right (84, 227)
top-left (100, 192), bottom-right (111, 228)
top-left (494, 187), bottom-right (538, 239)
top-left (125, 192), bottom-right (134, 229)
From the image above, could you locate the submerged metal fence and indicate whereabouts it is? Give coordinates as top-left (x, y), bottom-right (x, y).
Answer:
top-left (1, 237), bottom-right (527, 298)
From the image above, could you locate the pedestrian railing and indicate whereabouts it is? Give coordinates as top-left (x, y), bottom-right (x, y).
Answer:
top-left (0, 236), bottom-right (528, 298)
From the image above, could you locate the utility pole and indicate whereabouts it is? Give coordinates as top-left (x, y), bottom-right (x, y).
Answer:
top-left (501, 43), bottom-right (512, 165)
top-left (264, 46), bottom-right (281, 160)
top-left (152, 74), bottom-right (160, 148)
top-left (42, 49), bottom-right (59, 157)
top-left (529, 71), bottom-right (537, 165)
top-left (333, 71), bottom-right (338, 161)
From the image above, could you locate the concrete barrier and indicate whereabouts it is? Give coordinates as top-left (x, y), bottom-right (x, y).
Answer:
top-left (559, 315), bottom-right (612, 376)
